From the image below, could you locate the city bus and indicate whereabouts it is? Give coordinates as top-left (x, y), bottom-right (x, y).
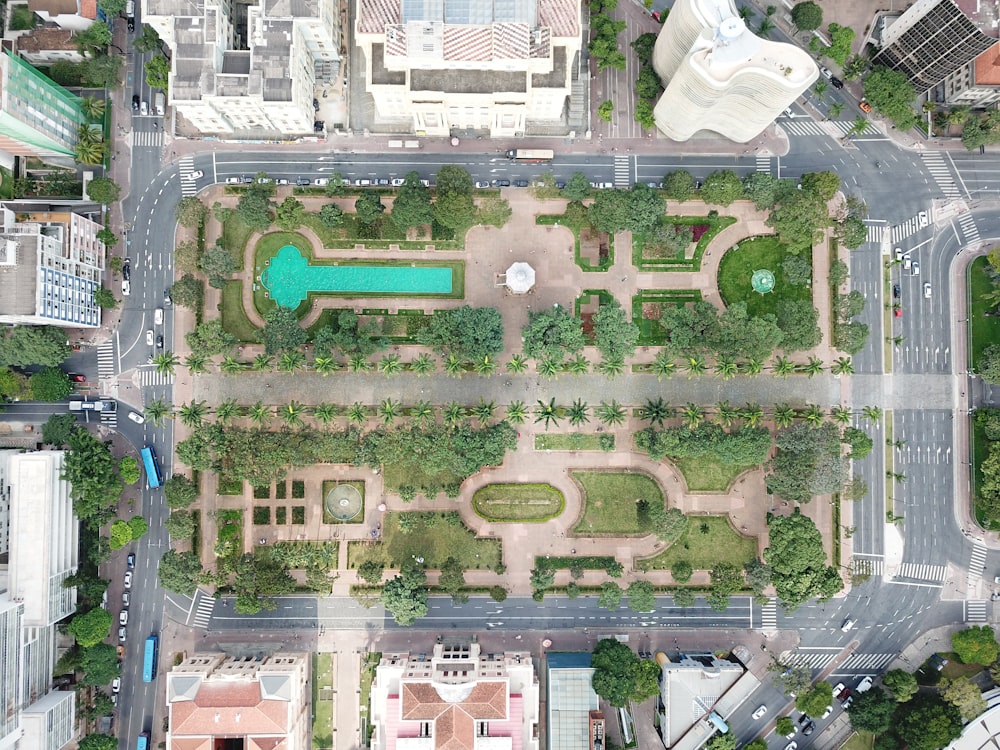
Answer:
top-left (136, 732), bottom-right (150, 750)
top-left (505, 149), bottom-right (554, 162)
top-left (140, 446), bottom-right (162, 489)
top-left (142, 635), bottom-right (158, 683)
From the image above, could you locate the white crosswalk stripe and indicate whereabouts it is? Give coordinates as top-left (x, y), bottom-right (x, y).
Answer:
top-left (895, 562), bottom-right (946, 583)
top-left (139, 366), bottom-right (174, 387)
top-left (756, 155), bottom-right (771, 174)
top-left (890, 216), bottom-right (924, 244)
top-left (613, 155), bottom-right (630, 187)
top-left (97, 342), bottom-right (115, 380)
top-left (966, 600), bottom-right (988, 623)
top-left (784, 651), bottom-right (837, 670)
top-left (130, 130), bottom-right (164, 148)
top-left (780, 120), bottom-right (858, 138)
top-left (958, 213), bottom-right (980, 243)
top-left (968, 540), bottom-right (988, 587)
top-left (100, 410), bottom-right (117, 428)
top-left (190, 592), bottom-right (216, 629)
top-left (840, 653), bottom-right (897, 671)
top-left (852, 557), bottom-right (884, 577)
top-left (759, 598), bottom-right (777, 630)
top-left (920, 152), bottom-right (962, 199)
top-left (178, 156), bottom-right (197, 197)
top-left (864, 223), bottom-right (886, 245)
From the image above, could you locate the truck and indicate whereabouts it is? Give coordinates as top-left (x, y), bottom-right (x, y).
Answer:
top-left (154, 92), bottom-right (165, 116)
top-left (69, 399), bottom-right (117, 412)
top-left (505, 149), bottom-right (554, 162)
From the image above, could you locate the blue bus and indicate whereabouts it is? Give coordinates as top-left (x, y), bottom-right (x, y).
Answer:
top-left (142, 635), bottom-right (158, 683)
top-left (136, 732), bottom-right (149, 750)
top-left (140, 446), bottom-right (162, 489)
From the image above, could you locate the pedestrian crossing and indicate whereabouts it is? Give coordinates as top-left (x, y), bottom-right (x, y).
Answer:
top-left (780, 120), bottom-right (862, 138)
top-left (958, 212), bottom-right (980, 244)
top-left (894, 562), bottom-right (946, 584)
top-left (784, 651), bottom-right (837, 670)
top-left (968, 540), bottom-right (988, 588)
top-left (189, 589), bottom-right (216, 629)
top-left (759, 598), bottom-right (777, 630)
top-left (920, 152), bottom-right (962, 199)
top-left (613, 155), bottom-right (630, 187)
top-left (178, 156), bottom-right (198, 196)
top-left (130, 129), bottom-right (164, 148)
top-left (100, 409), bottom-right (117, 428)
top-left (97, 342), bottom-right (115, 380)
top-left (139, 366), bottom-right (174, 387)
top-left (839, 653), bottom-right (897, 671)
top-left (864, 222), bottom-right (887, 245)
top-left (756, 155), bottom-right (771, 174)
top-left (890, 215), bottom-right (926, 244)
top-left (852, 557), bottom-right (884, 577)
top-left (966, 600), bottom-right (988, 623)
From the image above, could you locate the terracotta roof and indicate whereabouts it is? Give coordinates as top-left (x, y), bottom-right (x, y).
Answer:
top-left (170, 681), bottom-right (290, 736)
top-left (14, 28), bottom-right (78, 52)
top-left (28, 0), bottom-right (77, 15)
top-left (399, 681), bottom-right (508, 750)
top-left (80, 0), bottom-right (97, 19)
top-left (975, 42), bottom-right (1000, 86)
top-left (169, 739), bottom-right (211, 750)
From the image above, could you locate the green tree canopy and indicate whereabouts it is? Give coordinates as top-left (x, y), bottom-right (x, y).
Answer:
top-left (257, 306), bottom-right (307, 354)
top-left (63, 429), bottom-right (123, 525)
top-left (381, 565), bottom-right (429, 625)
top-left (433, 191), bottom-right (475, 230)
top-left (941, 676), bottom-right (987, 720)
top-left (663, 170), bottom-right (695, 202)
top-left (796, 680), bottom-right (833, 717)
top-left (109, 519), bottom-right (132, 549)
top-left (895, 694), bottom-right (962, 750)
top-left (700, 170), bottom-right (743, 206)
top-left (198, 243), bottom-right (236, 289)
top-left (164, 473), bottom-right (199, 509)
top-left (170, 274), bottom-right (204, 311)
top-left (590, 638), bottom-right (660, 707)
top-left (232, 553), bottom-right (296, 614)
top-left (68, 608), bottom-right (112, 647)
top-left (766, 422), bottom-right (847, 503)
top-left (0, 326), bottom-right (71, 367)
top-left (776, 300), bottom-right (822, 352)
top-left (29, 367), bottom-right (72, 401)
top-left (952, 625), bottom-right (999, 665)
top-left (80, 643), bottom-right (120, 686)
top-left (275, 197), bottom-right (305, 231)
top-left (764, 509), bottom-right (843, 608)
top-left (800, 171), bottom-right (840, 201)
top-left (158, 549), bottom-right (204, 595)
top-left (562, 173), bottom-right (592, 201)
top-left (627, 580), bottom-right (656, 612)
top-left (313, 311), bottom-right (386, 358)
top-left (863, 66), bottom-right (918, 130)
top-left (592, 299), bottom-right (640, 361)
top-left (42, 413), bottom-right (79, 447)
top-left (435, 165), bottom-right (474, 195)
top-left (79, 735), bottom-right (118, 750)
top-left (164, 510), bottom-right (196, 541)
top-left (390, 172), bottom-right (433, 231)
top-left (415, 306), bottom-right (504, 362)
top-left (176, 197), bottom-right (208, 228)
top-left (846, 687), bottom-right (895, 733)
top-left (522, 307), bottom-right (585, 361)
top-left (144, 53), bottom-right (170, 90)
top-left (790, 1), bottom-right (822, 30)
top-left (767, 189), bottom-right (829, 250)
top-left (882, 669), bottom-right (918, 702)
top-left (118, 456), bottom-right (140, 485)
top-left (588, 189), bottom-right (632, 234)
top-left (186, 320), bottom-right (238, 358)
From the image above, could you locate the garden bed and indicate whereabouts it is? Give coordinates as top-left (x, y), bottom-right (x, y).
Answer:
top-left (631, 289), bottom-right (703, 346)
top-left (471, 483), bottom-right (564, 522)
top-left (632, 214), bottom-right (736, 271)
top-left (717, 235), bottom-right (812, 318)
top-left (537, 207), bottom-right (613, 272)
top-left (672, 456), bottom-right (748, 492)
top-left (969, 256), bottom-right (1000, 370)
top-left (535, 433), bottom-right (614, 451)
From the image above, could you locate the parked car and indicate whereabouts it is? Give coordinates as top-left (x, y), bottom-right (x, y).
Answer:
top-left (154, 308), bottom-right (163, 325)
top-left (313, 178), bottom-right (329, 186)
top-left (832, 683), bottom-right (846, 699)
top-left (859, 101), bottom-right (872, 113)
top-left (296, 177), bottom-right (311, 186)
top-left (225, 177), bottom-right (242, 184)
top-left (124, 571), bottom-right (132, 589)
top-left (892, 284), bottom-right (901, 299)
top-left (842, 696), bottom-right (854, 709)
top-left (127, 17), bottom-right (134, 31)
top-left (118, 610), bottom-right (128, 626)
top-left (830, 76), bottom-right (844, 89)
top-left (122, 592), bottom-right (130, 607)
top-left (140, 100), bottom-right (148, 116)
top-left (122, 279), bottom-right (130, 297)
top-left (802, 721), bottom-right (816, 737)
top-left (785, 743), bottom-right (797, 750)
top-left (751, 705), bottom-right (767, 720)
top-left (912, 260), bottom-right (920, 276)
top-left (555, 181), bottom-right (566, 189)
top-left (391, 178), bottom-right (405, 187)
top-left (493, 179), bottom-right (511, 187)
top-left (163, 289), bottom-right (172, 306)
top-left (131, 95), bottom-right (140, 112)
top-left (475, 181), bottom-right (491, 188)
top-left (513, 180), bottom-right (529, 187)
top-left (67, 373), bottom-right (86, 382)
top-left (839, 688), bottom-right (852, 703)
top-left (355, 178), bottom-right (372, 186)
top-left (241, 175), bottom-right (254, 184)
top-left (146, 330), bottom-right (154, 346)
top-left (857, 676), bottom-right (874, 693)
top-left (127, 553), bottom-right (136, 569)
top-left (821, 705), bottom-right (833, 720)
top-left (820, 66), bottom-right (832, 79)
top-left (111, 677), bottom-right (121, 694)
top-left (276, 178), bottom-right (289, 185)
top-left (117, 627), bottom-right (126, 642)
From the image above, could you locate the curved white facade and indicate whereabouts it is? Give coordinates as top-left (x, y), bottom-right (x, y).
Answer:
top-left (652, 8), bottom-right (817, 143)
top-left (651, 0), bottom-right (737, 82)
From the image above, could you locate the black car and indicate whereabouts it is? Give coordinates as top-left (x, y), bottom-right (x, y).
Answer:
top-left (313, 98), bottom-right (320, 111)
top-left (131, 95), bottom-right (139, 111)
top-left (494, 179), bottom-right (511, 187)
top-left (122, 263), bottom-right (131, 281)
top-left (156, 334), bottom-right (164, 349)
top-left (802, 722), bottom-right (816, 737)
top-left (555, 181), bottom-right (566, 189)
top-left (830, 76), bottom-right (844, 89)
top-left (313, 121), bottom-right (325, 132)
top-left (296, 177), bottom-right (311, 186)
top-left (892, 283), bottom-right (901, 299)
top-left (126, 553), bottom-right (135, 569)
top-left (127, 17), bottom-right (135, 31)
top-left (513, 180), bottom-right (529, 187)
top-left (163, 288), bottom-right (172, 306)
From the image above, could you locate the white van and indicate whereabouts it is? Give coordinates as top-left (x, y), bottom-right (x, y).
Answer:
top-left (125, 0), bottom-right (134, 16)
top-left (154, 308), bottom-right (163, 325)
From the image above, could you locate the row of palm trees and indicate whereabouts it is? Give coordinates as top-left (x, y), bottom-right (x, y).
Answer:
top-left (74, 97), bottom-right (108, 166)
top-left (151, 395), bottom-right (883, 432)
top-left (149, 348), bottom-right (854, 380)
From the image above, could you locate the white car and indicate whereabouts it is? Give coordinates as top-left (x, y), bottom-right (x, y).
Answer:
top-left (475, 181), bottom-right (491, 188)
top-left (122, 279), bottom-right (131, 297)
top-left (820, 66), bottom-right (833, 79)
top-left (390, 178), bottom-right (405, 187)
top-left (128, 411), bottom-right (145, 424)
top-left (354, 178), bottom-right (372, 186)
top-left (785, 743), bottom-right (797, 750)
top-left (225, 177), bottom-right (242, 184)
top-left (784, 107), bottom-right (794, 117)
top-left (821, 705), bottom-right (833, 719)
top-left (841, 618), bottom-right (856, 632)
top-left (912, 260), bottom-right (920, 276)
top-left (140, 101), bottom-right (148, 116)
top-left (187, 170), bottom-right (204, 180)
top-left (918, 210), bottom-right (929, 226)
top-left (832, 682), bottom-right (846, 699)
top-left (146, 329), bottom-right (154, 346)
top-left (154, 308), bottom-right (163, 325)
top-left (313, 178), bottom-right (329, 186)
top-left (119, 609), bottom-right (128, 626)
top-left (122, 592), bottom-right (130, 607)
top-left (856, 676), bottom-right (874, 693)
top-left (111, 677), bottom-right (121, 694)
top-left (124, 571), bottom-right (132, 589)
top-left (118, 626), bottom-right (126, 642)
top-left (276, 178), bottom-right (289, 185)
top-left (751, 705), bottom-right (767, 720)
top-left (924, 282), bottom-right (932, 298)
top-left (894, 248), bottom-right (903, 262)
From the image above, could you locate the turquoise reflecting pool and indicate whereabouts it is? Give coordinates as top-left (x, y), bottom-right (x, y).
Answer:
top-left (262, 246), bottom-right (454, 307)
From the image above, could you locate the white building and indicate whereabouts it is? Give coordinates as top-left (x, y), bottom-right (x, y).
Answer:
top-left (0, 450), bottom-right (78, 750)
top-left (651, 0), bottom-right (816, 143)
top-left (0, 205), bottom-right (105, 328)
top-left (142, 0), bottom-right (342, 137)
top-left (355, 0), bottom-right (582, 137)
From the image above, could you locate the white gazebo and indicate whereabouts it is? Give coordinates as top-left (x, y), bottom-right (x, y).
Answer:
top-left (501, 261), bottom-right (536, 294)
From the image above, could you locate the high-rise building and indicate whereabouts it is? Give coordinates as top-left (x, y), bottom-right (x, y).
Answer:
top-left (142, 0), bottom-right (343, 137)
top-left (873, 0), bottom-right (994, 94)
top-left (941, 42), bottom-right (1000, 106)
top-left (651, 5), bottom-right (817, 143)
top-left (354, 0), bottom-right (583, 137)
top-left (0, 204), bottom-right (105, 328)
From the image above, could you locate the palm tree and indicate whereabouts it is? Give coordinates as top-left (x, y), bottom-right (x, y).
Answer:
top-left (946, 106), bottom-right (970, 127)
top-left (773, 403), bottom-right (796, 429)
top-left (683, 355), bottom-right (707, 379)
top-left (184, 352), bottom-right (209, 374)
top-left (313, 402), bottom-right (337, 425)
top-left (74, 138), bottom-right (105, 166)
top-left (862, 405), bottom-right (883, 424)
top-left (444, 354), bottom-right (465, 378)
top-left (443, 401), bottom-right (466, 429)
top-left (377, 398), bottom-right (400, 426)
top-left (771, 355), bottom-right (796, 378)
top-left (153, 351), bottom-right (180, 376)
top-left (178, 400), bottom-right (208, 428)
top-left (507, 354), bottom-right (529, 374)
top-left (596, 356), bottom-right (624, 378)
top-left (737, 4), bottom-right (752, 19)
top-left (349, 354), bottom-right (373, 373)
top-left (215, 398), bottom-right (241, 424)
top-left (567, 353), bottom-right (590, 375)
top-left (279, 400), bottom-right (307, 428)
top-left (740, 358), bottom-right (764, 377)
top-left (378, 353), bottom-right (404, 376)
top-left (473, 399), bottom-right (496, 426)
top-left (80, 96), bottom-right (106, 120)
top-left (831, 357), bottom-right (854, 376)
top-left (799, 356), bottom-right (825, 377)
top-left (277, 350), bottom-right (306, 373)
top-left (538, 357), bottom-right (561, 380)
top-left (680, 403), bottom-right (704, 429)
top-left (596, 400), bottom-right (626, 427)
top-left (714, 356), bottom-right (739, 381)
top-left (741, 402), bottom-right (764, 428)
top-left (641, 397), bottom-right (671, 427)
top-left (506, 400), bottom-right (529, 425)
top-left (651, 351), bottom-right (677, 381)
top-left (567, 399), bottom-right (590, 426)
top-left (253, 353), bottom-right (273, 371)
top-left (145, 398), bottom-right (172, 425)
top-left (410, 353), bottom-right (436, 376)
top-left (313, 355), bottom-right (339, 376)
top-left (813, 80), bottom-right (828, 100)
top-left (716, 400), bottom-right (739, 428)
top-left (248, 401), bottom-right (272, 427)
top-left (348, 402), bottom-right (369, 426)
top-left (756, 15), bottom-right (775, 37)
top-left (534, 398), bottom-right (562, 430)
top-left (830, 101), bottom-right (845, 119)
top-left (846, 116), bottom-right (870, 139)
top-left (219, 355), bottom-right (244, 375)
top-left (802, 404), bottom-right (825, 428)
top-left (411, 400), bottom-right (435, 427)
top-left (473, 356), bottom-right (498, 377)
top-left (830, 405), bottom-right (852, 424)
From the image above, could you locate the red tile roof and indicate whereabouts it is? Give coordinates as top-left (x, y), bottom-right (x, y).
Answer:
top-left (975, 42), bottom-right (1000, 86)
top-left (170, 682), bottom-right (290, 737)
top-left (397, 682), bottom-right (509, 750)
top-left (79, 0), bottom-right (97, 20)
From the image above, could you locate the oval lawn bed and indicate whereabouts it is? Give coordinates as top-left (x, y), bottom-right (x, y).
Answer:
top-left (472, 483), bottom-right (565, 522)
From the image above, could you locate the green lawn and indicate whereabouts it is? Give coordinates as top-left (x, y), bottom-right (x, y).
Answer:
top-left (841, 732), bottom-right (874, 750)
top-left (359, 652), bottom-right (380, 746)
top-left (382, 462), bottom-right (463, 495)
top-left (221, 215), bottom-right (254, 270)
top-left (312, 653), bottom-right (334, 750)
top-left (969, 256), bottom-right (1000, 370)
top-left (672, 456), bottom-right (747, 492)
top-left (321, 480), bottom-right (365, 524)
top-left (220, 281), bottom-right (260, 343)
top-left (632, 214), bottom-right (737, 272)
top-left (571, 471), bottom-right (664, 534)
top-left (636, 516), bottom-right (757, 571)
top-left (471, 483), bottom-right (565, 522)
top-left (535, 433), bottom-right (612, 451)
top-left (347, 511), bottom-right (501, 570)
top-left (717, 236), bottom-right (813, 319)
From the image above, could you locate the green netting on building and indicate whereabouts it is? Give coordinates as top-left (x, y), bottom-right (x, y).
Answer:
top-left (1, 52), bottom-right (85, 156)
